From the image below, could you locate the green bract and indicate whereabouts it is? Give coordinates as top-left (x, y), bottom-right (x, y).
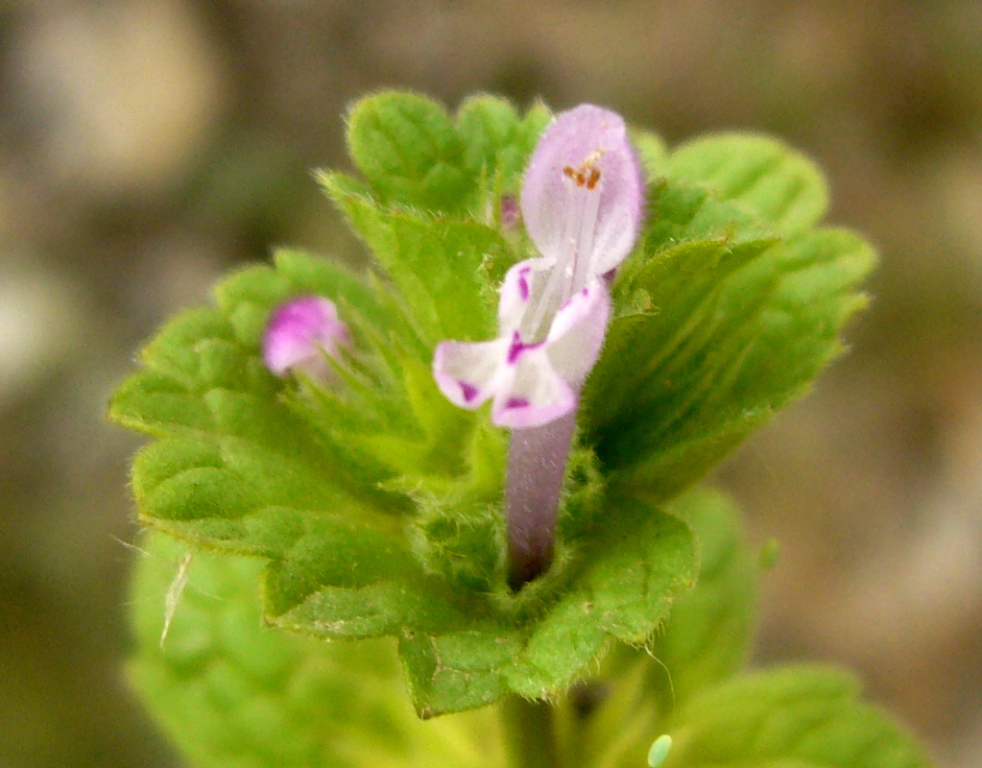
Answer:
top-left (112, 92), bottom-right (874, 717)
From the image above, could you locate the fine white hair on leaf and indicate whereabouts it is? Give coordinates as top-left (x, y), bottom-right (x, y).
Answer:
top-left (643, 643), bottom-right (676, 711)
top-left (160, 551), bottom-right (193, 650)
top-left (110, 534), bottom-right (150, 558)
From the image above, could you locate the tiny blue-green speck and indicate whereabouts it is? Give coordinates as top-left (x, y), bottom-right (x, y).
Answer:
top-left (647, 734), bottom-right (672, 767)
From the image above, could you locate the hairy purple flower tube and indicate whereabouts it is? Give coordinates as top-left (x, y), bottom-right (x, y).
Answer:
top-left (263, 295), bottom-right (350, 380)
top-left (433, 104), bottom-right (644, 587)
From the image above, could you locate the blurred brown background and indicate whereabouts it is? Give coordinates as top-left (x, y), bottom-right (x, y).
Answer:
top-left (1, 1), bottom-right (980, 766)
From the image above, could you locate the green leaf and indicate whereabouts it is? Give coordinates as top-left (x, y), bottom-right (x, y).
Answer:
top-left (551, 487), bottom-right (757, 768)
top-left (405, 423), bottom-right (509, 592)
top-left (128, 532), bottom-right (505, 768)
top-left (628, 226), bottom-right (871, 501)
top-left (347, 91), bottom-right (474, 215)
top-left (456, 95), bottom-right (522, 182)
top-left (341, 90), bottom-right (548, 232)
top-left (400, 497), bottom-right (697, 717)
top-left (586, 178), bottom-right (875, 502)
top-left (649, 487), bottom-right (758, 705)
top-left (399, 627), bottom-right (525, 718)
top-left (120, 334), bottom-right (470, 642)
top-left (111, 252), bottom-right (433, 550)
top-left (667, 666), bottom-right (933, 768)
top-left (111, 369), bottom-right (217, 437)
top-left (641, 179), bottom-right (774, 253)
top-left (321, 173), bottom-right (501, 344)
top-left (632, 128), bottom-right (669, 181)
top-left (456, 94), bottom-right (550, 199)
top-left (668, 133), bottom-right (829, 238)
top-left (140, 307), bottom-right (241, 385)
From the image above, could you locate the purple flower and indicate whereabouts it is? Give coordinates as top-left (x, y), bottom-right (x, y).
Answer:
top-left (263, 295), bottom-right (350, 380)
top-left (433, 104), bottom-right (644, 429)
top-left (432, 104), bottom-right (645, 585)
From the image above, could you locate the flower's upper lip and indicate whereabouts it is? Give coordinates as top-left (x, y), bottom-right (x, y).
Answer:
top-left (520, 104), bottom-right (645, 280)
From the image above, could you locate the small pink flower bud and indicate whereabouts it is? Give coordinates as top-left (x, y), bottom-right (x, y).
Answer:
top-left (263, 296), bottom-right (349, 381)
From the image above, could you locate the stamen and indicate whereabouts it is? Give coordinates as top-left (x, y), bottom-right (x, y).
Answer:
top-left (571, 177), bottom-right (602, 295)
top-left (523, 173), bottom-right (582, 340)
top-left (526, 157), bottom-right (604, 337)
top-left (563, 150), bottom-right (605, 188)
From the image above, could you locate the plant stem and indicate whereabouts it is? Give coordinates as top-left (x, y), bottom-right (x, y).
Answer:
top-left (501, 695), bottom-right (561, 768)
top-left (506, 411), bottom-right (577, 589)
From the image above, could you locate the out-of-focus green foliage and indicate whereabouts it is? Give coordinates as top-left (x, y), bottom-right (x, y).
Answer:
top-left (650, 488), bottom-right (760, 706)
top-left (665, 666), bottom-right (932, 768)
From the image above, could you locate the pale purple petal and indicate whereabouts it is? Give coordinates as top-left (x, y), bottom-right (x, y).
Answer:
top-left (433, 336), bottom-right (511, 409)
top-left (263, 296), bottom-right (349, 379)
top-left (545, 279), bottom-right (611, 386)
top-left (492, 347), bottom-right (576, 429)
top-left (498, 257), bottom-right (554, 331)
top-left (520, 104), bottom-right (644, 277)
